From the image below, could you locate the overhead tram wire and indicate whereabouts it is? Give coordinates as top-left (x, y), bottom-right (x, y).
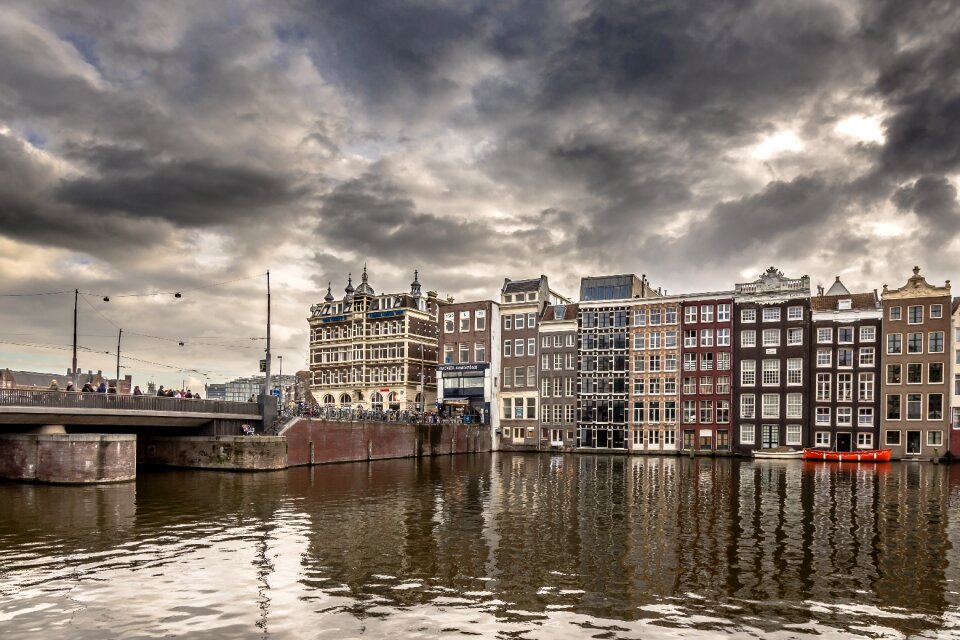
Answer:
top-left (82, 272), bottom-right (267, 300)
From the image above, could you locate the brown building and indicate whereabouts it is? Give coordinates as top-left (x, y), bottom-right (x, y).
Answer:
top-left (733, 267), bottom-right (811, 454)
top-left (880, 266), bottom-right (951, 460)
top-left (499, 276), bottom-right (568, 450)
top-left (436, 299), bottom-right (500, 425)
top-left (679, 293), bottom-right (734, 453)
top-left (628, 294), bottom-right (680, 454)
top-left (538, 302), bottom-right (578, 449)
top-left (809, 278), bottom-right (882, 452)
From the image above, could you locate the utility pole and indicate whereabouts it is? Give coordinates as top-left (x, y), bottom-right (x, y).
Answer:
top-left (263, 270), bottom-right (273, 418)
top-left (116, 328), bottom-right (122, 392)
top-left (419, 341), bottom-right (424, 413)
top-left (72, 288), bottom-right (79, 390)
top-left (278, 355), bottom-right (283, 407)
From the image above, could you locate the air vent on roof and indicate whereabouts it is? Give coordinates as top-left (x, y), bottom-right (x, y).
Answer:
top-left (553, 305), bottom-right (565, 321)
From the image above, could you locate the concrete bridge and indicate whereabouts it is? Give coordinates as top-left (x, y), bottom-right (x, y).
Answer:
top-left (0, 389), bottom-right (262, 430)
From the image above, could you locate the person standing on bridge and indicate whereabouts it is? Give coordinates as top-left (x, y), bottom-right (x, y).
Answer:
top-left (82, 382), bottom-right (94, 393)
top-left (157, 385), bottom-right (165, 397)
top-left (66, 381), bottom-right (74, 392)
top-left (49, 379), bottom-right (59, 390)
top-left (96, 381), bottom-right (106, 393)
top-left (133, 385), bottom-right (142, 395)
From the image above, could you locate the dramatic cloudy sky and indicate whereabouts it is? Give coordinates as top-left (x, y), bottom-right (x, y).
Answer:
top-left (1, 0), bottom-right (958, 389)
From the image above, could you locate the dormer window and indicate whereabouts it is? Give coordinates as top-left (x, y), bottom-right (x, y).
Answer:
top-left (504, 294), bottom-right (512, 303)
top-left (838, 299), bottom-right (852, 310)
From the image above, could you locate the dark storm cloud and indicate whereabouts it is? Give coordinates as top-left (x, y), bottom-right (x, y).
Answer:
top-left (56, 154), bottom-right (299, 227)
top-left (893, 176), bottom-right (960, 247)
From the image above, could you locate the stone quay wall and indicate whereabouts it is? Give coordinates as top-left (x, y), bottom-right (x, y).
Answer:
top-left (283, 419), bottom-right (492, 467)
top-left (139, 435), bottom-right (287, 471)
top-left (0, 433), bottom-right (136, 483)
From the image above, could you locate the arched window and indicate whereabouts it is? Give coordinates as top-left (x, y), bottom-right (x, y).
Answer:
top-left (323, 394), bottom-right (335, 405)
top-left (371, 392), bottom-right (383, 410)
top-left (388, 391), bottom-right (399, 403)
top-left (339, 393), bottom-right (351, 407)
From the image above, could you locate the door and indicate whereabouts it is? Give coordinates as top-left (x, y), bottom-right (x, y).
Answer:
top-left (836, 433), bottom-right (852, 452)
top-left (906, 431), bottom-right (921, 455)
top-left (761, 424), bottom-right (779, 449)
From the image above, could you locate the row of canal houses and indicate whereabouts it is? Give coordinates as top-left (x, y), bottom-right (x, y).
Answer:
top-left (486, 266), bottom-right (955, 461)
top-left (308, 264), bottom-right (956, 461)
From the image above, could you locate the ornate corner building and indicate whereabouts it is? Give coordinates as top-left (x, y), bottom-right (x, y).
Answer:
top-left (308, 267), bottom-right (441, 411)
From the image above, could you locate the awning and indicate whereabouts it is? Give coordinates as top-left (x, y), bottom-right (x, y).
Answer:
top-left (443, 398), bottom-right (470, 405)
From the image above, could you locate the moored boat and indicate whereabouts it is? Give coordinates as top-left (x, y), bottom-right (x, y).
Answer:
top-left (752, 448), bottom-right (803, 460)
top-left (802, 448), bottom-right (891, 462)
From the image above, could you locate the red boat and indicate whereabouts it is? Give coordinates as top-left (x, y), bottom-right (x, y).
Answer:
top-left (802, 448), bottom-right (891, 462)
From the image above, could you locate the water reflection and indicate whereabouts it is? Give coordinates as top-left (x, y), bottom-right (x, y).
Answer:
top-left (0, 455), bottom-right (958, 638)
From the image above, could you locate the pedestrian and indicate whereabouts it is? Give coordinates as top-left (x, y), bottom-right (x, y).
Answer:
top-left (185, 389), bottom-right (193, 399)
top-left (133, 385), bottom-right (142, 396)
top-left (157, 385), bottom-right (165, 397)
top-left (66, 381), bottom-right (75, 392)
top-left (193, 391), bottom-right (202, 400)
top-left (82, 382), bottom-right (94, 393)
top-left (107, 385), bottom-right (117, 394)
top-left (49, 379), bottom-right (59, 390)
top-left (97, 381), bottom-right (106, 393)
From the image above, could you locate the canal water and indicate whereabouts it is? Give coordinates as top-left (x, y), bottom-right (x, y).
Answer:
top-left (1, 454), bottom-right (959, 639)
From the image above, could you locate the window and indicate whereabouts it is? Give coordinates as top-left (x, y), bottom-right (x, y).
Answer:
top-left (633, 378), bottom-right (645, 395)
top-left (786, 424), bottom-right (802, 445)
top-left (504, 315), bottom-right (512, 330)
top-left (887, 364), bottom-right (901, 384)
top-left (762, 307), bottom-right (781, 322)
top-left (837, 407), bottom-right (852, 426)
top-left (444, 312), bottom-right (454, 332)
top-left (444, 345), bottom-right (454, 364)
top-left (648, 402), bottom-right (661, 423)
top-left (683, 377), bottom-right (696, 394)
top-left (528, 313), bottom-right (536, 328)
top-left (907, 363), bottom-right (922, 384)
top-left (838, 327), bottom-right (854, 344)
top-left (786, 359), bottom-right (802, 385)
top-left (475, 343), bottom-right (485, 362)
top-left (634, 309), bottom-right (646, 326)
top-left (858, 408), bottom-right (873, 427)
top-left (684, 306), bottom-right (698, 323)
top-left (459, 343), bottom-right (469, 363)
top-left (717, 328), bottom-right (731, 346)
top-left (649, 332), bottom-right (662, 349)
top-left (886, 395), bottom-right (901, 420)
top-left (649, 355), bottom-right (661, 372)
top-left (817, 348), bottom-right (832, 367)
top-left (887, 334), bottom-right (902, 355)
top-left (740, 394), bottom-right (755, 419)
top-left (527, 397), bottom-right (536, 419)
top-left (859, 347), bottom-right (875, 366)
top-left (514, 339), bottom-right (524, 357)
top-left (787, 328), bottom-right (803, 345)
top-left (816, 373), bottom-right (831, 401)
top-left (566, 353), bottom-right (575, 369)
top-left (475, 310), bottom-right (486, 331)
top-left (542, 336), bottom-right (550, 348)
top-left (928, 430), bottom-right (943, 446)
top-left (837, 348), bottom-right (853, 367)
top-left (701, 306), bottom-right (714, 322)
top-left (683, 401), bottom-right (696, 423)
top-left (817, 328), bottom-right (833, 343)
top-left (666, 307), bottom-right (678, 324)
top-left (787, 306), bottom-right (803, 320)
top-left (762, 360), bottom-right (779, 385)
top-left (528, 338), bottom-right (535, 356)
top-left (665, 331), bottom-right (677, 348)
top-left (907, 393), bottom-right (922, 420)
top-left (542, 378), bottom-right (550, 397)
top-left (649, 308), bottom-right (662, 325)
top-left (761, 394), bottom-right (779, 418)
top-left (716, 375), bottom-right (730, 394)
top-left (837, 373), bottom-right (853, 401)
top-left (553, 353), bottom-right (562, 370)
top-left (815, 432), bottom-right (831, 446)
top-left (542, 354), bottom-right (550, 370)
top-left (762, 329), bottom-right (780, 346)
top-left (907, 332), bottom-right (923, 354)
top-left (515, 367), bottom-right (526, 387)
top-left (665, 354), bottom-right (678, 372)
top-left (786, 394), bottom-right (802, 418)
top-left (684, 330), bottom-right (697, 347)
top-left (929, 331), bottom-right (944, 353)
top-left (527, 366), bottom-right (535, 387)
top-left (718, 304), bottom-right (731, 321)
top-left (908, 305), bottom-right (923, 324)
top-left (741, 330), bottom-right (756, 347)
top-left (741, 309), bottom-right (756, 323)
top-left (929, 362), bottom-right (943, 384)
top-left (699, 400), bottom-right (713, 424)
top-left (929, 394), bottom-right (943, 420)
top-left (717, 401), bottom-right (730, 423)
top-left (740, 424), bottom-right (755, 445)
top-left (459, 311), bottom-right (470, 331)
top-left (700, 329), bottom-right (714, 346)
top-left (931, 304), bottom-right (943, 319)
top-left (816, 407), bottom-right (830, 425)
top-left (664, 377), bottom-right (677, 394)
top-left (860, 326), bottom-right (875, 342)
top-left (859, 373), bottom-right (874, 401)
top-left (566, 334), bottom-right (574, 347)
top-left (683, 353), bottom-right (697, 371)
top-left (699, 376), bottom-right (713, 394)
top-left (503, 367), bottom-right (512, 387)
top-left (886, 430), bottom-right (901, 446)
top-left (528, 293), bottom-right (537, 301)
top-left (717, 352), bottom-right (731, 371)
top-left (515, 314), bottom-right (525, 330)
top-left (741, 360), bottom-right (756, 385)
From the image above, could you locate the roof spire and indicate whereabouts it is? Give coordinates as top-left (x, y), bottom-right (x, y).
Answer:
top-left (344, 273), bottom-right (354, 300)
top-left (324, 281), bottom-right (334, 303)
top-left (356, 263), bottom-right (375, 296)
top-left (410, 269), bottom-right (422, 298)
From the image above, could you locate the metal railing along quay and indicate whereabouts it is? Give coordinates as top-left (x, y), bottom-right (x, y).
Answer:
top-left (0, 389), bottom-right (261, 415)
top-left (286, 406), bottom-right (483, 426)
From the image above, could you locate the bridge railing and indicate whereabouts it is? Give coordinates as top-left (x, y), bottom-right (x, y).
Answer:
top-left (0, 389), bottom-right (261, 416)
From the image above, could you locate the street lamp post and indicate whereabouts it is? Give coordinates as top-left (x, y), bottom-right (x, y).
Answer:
top-left (71, 288), bottom-right (79, 390)
top-left (278, 355), bottom-right (283, 407)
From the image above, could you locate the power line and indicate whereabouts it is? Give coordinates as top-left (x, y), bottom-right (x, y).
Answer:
top-left (84, 272), bottom-right (267, 299)
top-left (0, 290), bottom-right (70, 297)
